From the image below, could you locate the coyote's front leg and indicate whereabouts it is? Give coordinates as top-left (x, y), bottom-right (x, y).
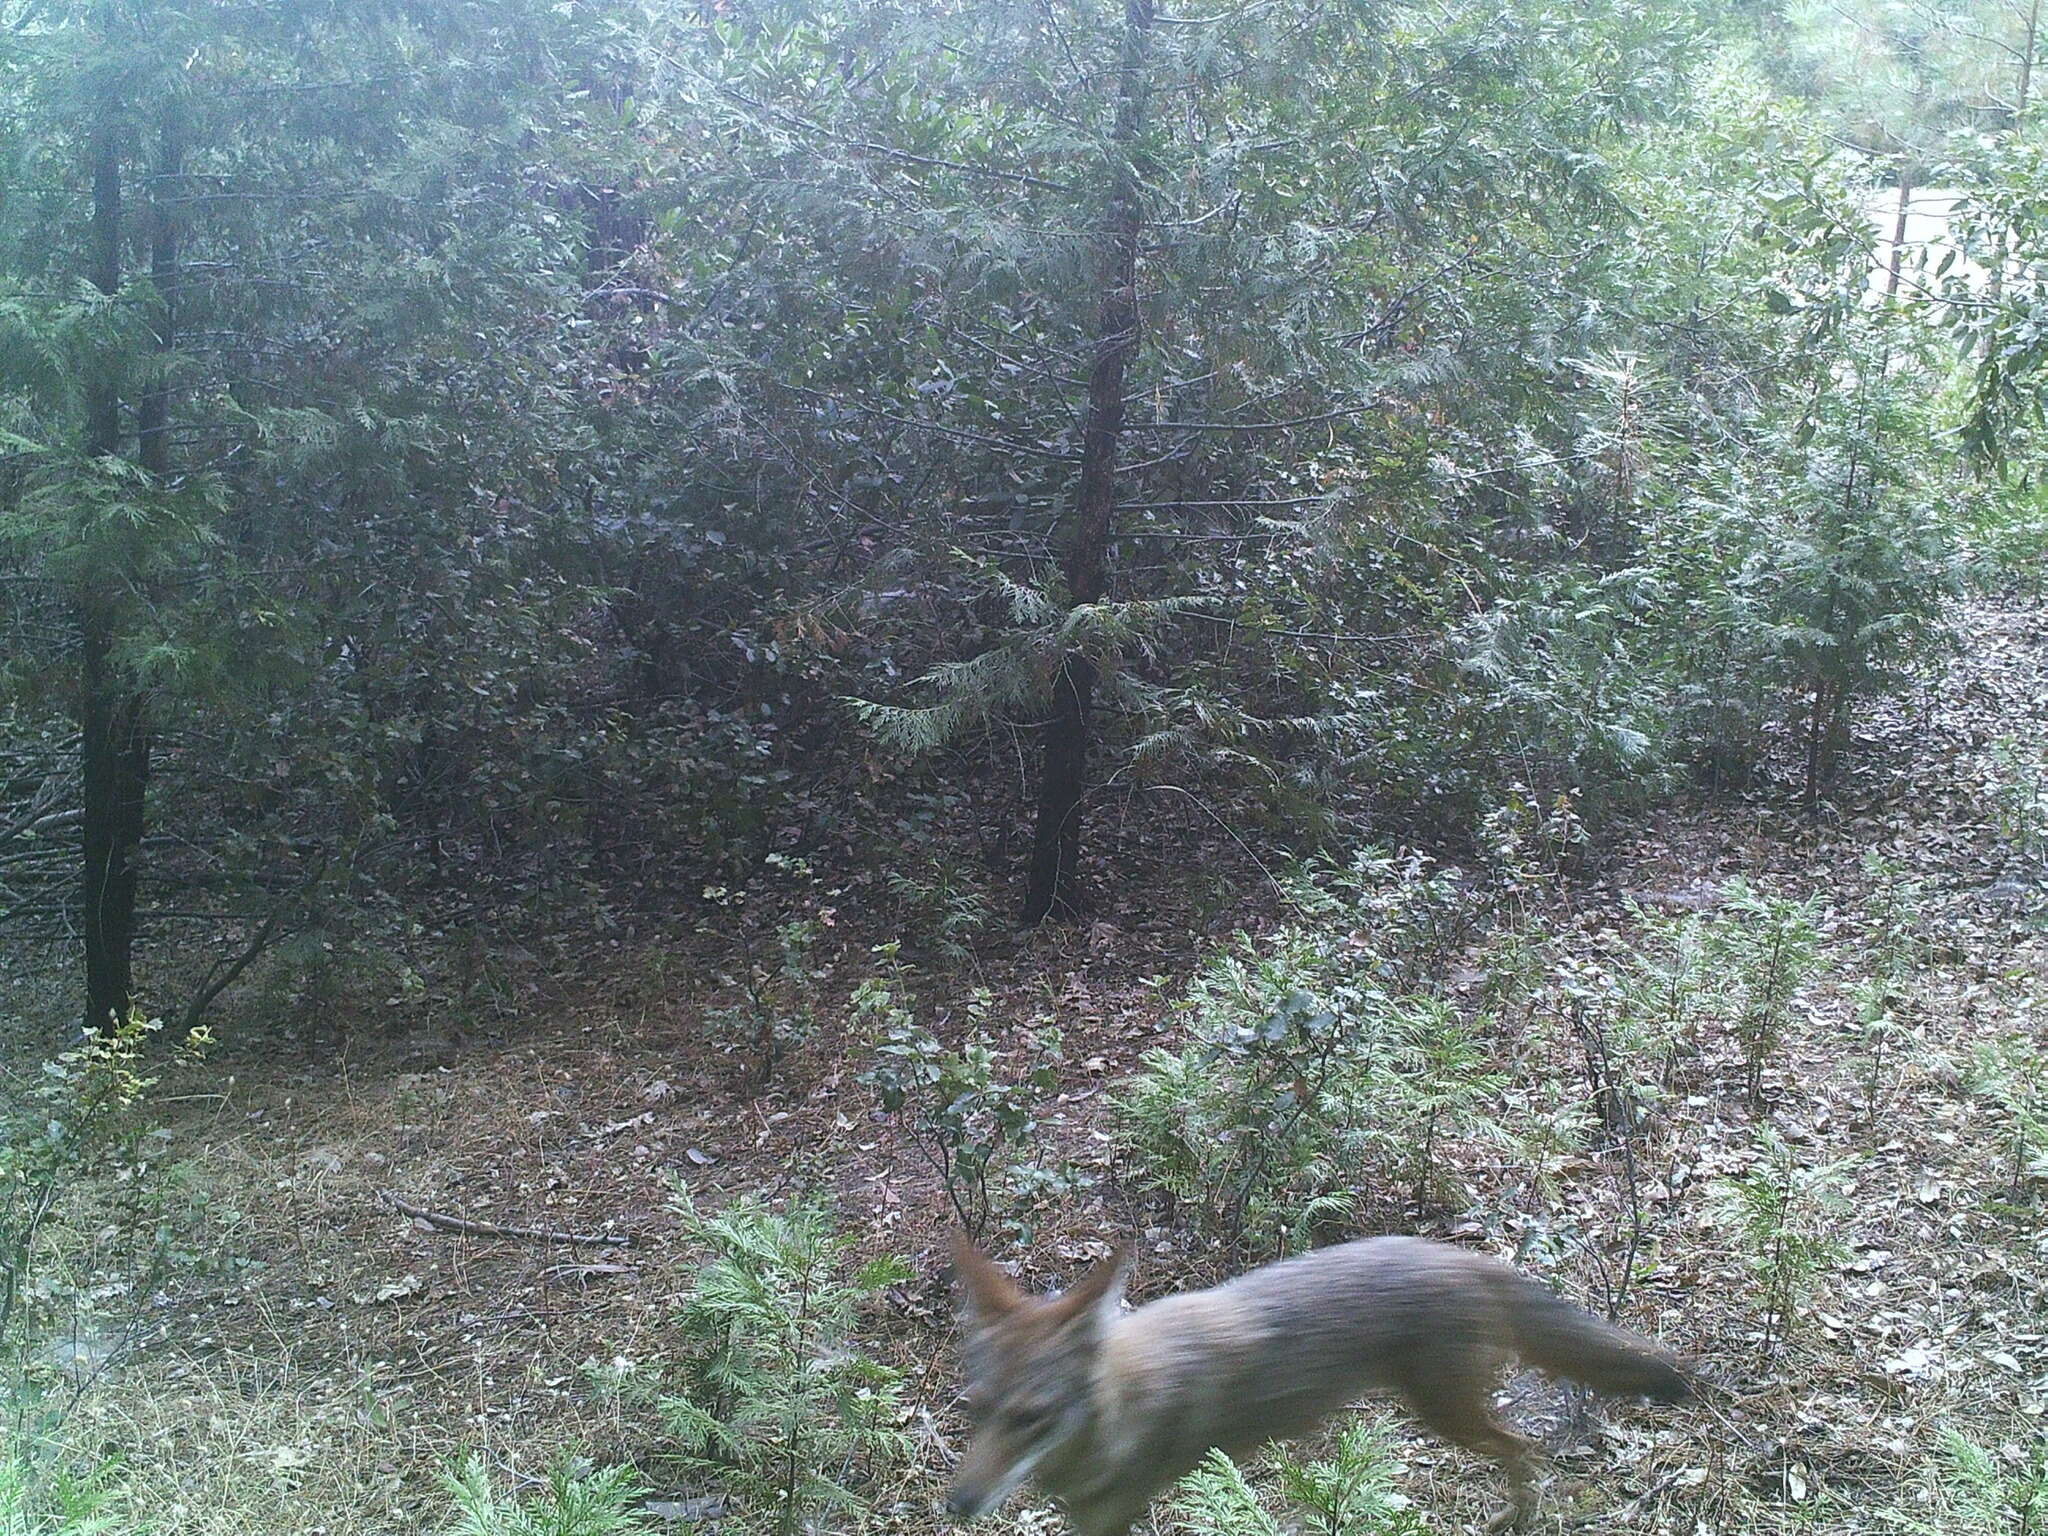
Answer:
top-left (1065, 1492), bottom-right (1147, 1536)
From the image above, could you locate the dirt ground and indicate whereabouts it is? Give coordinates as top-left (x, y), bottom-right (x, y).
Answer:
top-left (15, 598), bottom-right (2048, 1535)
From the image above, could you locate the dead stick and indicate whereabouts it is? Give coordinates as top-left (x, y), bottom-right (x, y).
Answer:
top-left (379, 1190), bottom-right (636, 1248)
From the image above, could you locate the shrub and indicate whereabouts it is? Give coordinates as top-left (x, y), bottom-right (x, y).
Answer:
top-left (1703, 882), bottom-right (1821, 1107)
top-left (1709, 1127), bottom-right (1852, 1354)
top-left (1172, 1420), bottom-right (1426, 1536)
top-left (1955, 476), bottom-right (2048, 595)
top-left (1649, 328), bottom-right (1961, 803)
top-left (883, 856), bottom-right (996, 965)
top-left (1762, 387), bottom-right (1960, 809)
top-left (1921, 1428), bottom-right (2048, 1534)
top-left (439, 1454), bottom-right (644, 1536)
top-left (1392, 997), bottom-right (1509, 1206)
top-left (858, 968), bottom-right (1066, 1238)
top-left (1286, 849), bottom-right (1484, 992)
top-left (0, 1450), bottom-right (127, 1536)
top-left (1115, 871), bottom-right (1510, 1251)
top-left (702, 876), bottom-right (827, 1095)
top-left (1115, 929), bottom-right (1404, 1250)
top-left (1985, 735), bottom-right (2048, 882)
top-left (1846, 850), bottom-right (1930, 1123)
top-left (3, 1012), bottom-right (206, 1487)
top-left (1964, 1034), bottom-right (2048, 1200)
top-left (658, 1192), bottom-right (910, 1535)
top-left (1450, 566), bottom-right (1673, 832)
top-left (1613, 909), bottom-right (1712, 1089)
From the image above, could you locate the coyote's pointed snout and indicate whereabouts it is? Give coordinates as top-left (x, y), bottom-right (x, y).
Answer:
top-left (947, 1232), bottom-right (1128, 1526)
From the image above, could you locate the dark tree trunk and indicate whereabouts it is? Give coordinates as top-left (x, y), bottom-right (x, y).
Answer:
top-left (1021, 0), bottom-right (1154, 927)
top-left (77, 93), bottom-right (174, 1033)
top-left (1023, 654), bottom-right (1099, 924)
top-left (79, 616), bottom-right (149, 1032)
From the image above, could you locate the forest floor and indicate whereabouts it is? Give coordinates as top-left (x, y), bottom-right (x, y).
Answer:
top-left (12, 596), bottom-right (2048, 1535)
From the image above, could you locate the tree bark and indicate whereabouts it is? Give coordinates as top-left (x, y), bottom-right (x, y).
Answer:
top-left (77, 91), bottom-right (175, 1033)
top-left (1883, 163), bottom-right (1913, 300)
top-left (1021, 0), bottom-right (1153, 926)
top-left (78, 614), bottom-right (149, 1033)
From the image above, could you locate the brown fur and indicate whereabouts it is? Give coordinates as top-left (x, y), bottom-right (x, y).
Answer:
top-left (948, 1233), bottom-right (1689, 1535)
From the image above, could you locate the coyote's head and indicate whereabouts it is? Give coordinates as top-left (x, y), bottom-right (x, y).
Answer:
top-left (946, 1232), bottom-right (1131, 1522)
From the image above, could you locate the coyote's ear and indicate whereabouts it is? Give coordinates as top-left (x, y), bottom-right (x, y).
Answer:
top-left (952, 1230), bottom-right (1022, 1324)
top-left (1049, 1241), bottom-right (1133, 1334)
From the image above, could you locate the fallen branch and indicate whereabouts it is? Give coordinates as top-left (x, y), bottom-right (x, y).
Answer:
top-left (379, 1190), bottom-right (636, 1248)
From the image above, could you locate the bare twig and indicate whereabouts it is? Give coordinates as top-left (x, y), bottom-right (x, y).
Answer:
top-left (176, 850), bottom-right (328, 1036)
top-left (379, 1190), bottom-right (637, 1248)
top-left (176, 904), bottom-right (284, 1037)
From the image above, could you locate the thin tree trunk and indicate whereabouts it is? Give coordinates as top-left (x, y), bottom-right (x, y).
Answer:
top-left (1023, 656), bottom-right (1097, 923)
top-left (1883, 163), bottom-right (1913, 299)
top-left (1805, 443), bottom-right (1858, 814)
top-left (1989, 0), bottom-right (2039, 309)
top-left (139, 95), bottom-right (181, 478)
top-left (1021, 0), bottom-right (1154, 926)
top-left (84, 118), bottom-right (120, 453)
top-left (2022, 0), bottom-right (2041, 122)
top-left (1802, 678), bottom-right (1830, 816)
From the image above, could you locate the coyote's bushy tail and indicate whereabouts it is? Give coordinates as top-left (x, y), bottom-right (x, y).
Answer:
top-left (1506, 1277), bottom-right (1691, 1403)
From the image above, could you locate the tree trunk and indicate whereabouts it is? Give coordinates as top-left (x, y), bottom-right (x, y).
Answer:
top-left (84, 118), bottom-right (120, 455)
top-left (1021, 0), bottom-right (1154, 926)
top-left (1988, 0), bottom-right (2039, 309)
top-left (2020, 0), bottom-right (2040, 125)
top-left (1023, 655), bottom-right (1098, 924)
top-left (138, 95), bottom-right (181, 479)
top-left (79, 613), bottom-right (149, 1033)
top-left (1883, 163), bottom-right (1913, 300)
top-left (76, 94), bottom-right (166, 1033)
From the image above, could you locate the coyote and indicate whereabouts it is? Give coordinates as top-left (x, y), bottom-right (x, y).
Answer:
top-left (947, 1233), bottom-right (1689, 1534)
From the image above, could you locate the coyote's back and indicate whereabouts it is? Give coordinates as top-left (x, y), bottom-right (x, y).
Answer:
top-left (949, 1233), bottom-right (1689, 1536)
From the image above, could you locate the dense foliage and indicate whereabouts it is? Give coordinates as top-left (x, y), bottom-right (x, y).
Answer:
top-left (0, 0), bottom-right (2040, 1022)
